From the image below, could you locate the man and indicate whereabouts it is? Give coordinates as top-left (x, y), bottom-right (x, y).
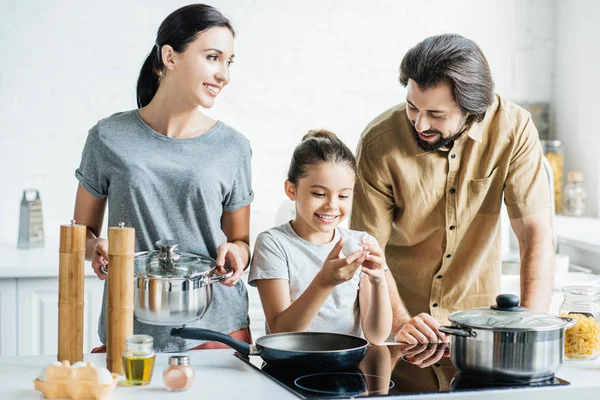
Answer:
top-left (350, 33), bottom-right (554, 343)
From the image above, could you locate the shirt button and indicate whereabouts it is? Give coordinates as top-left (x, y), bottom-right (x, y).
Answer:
top-left (449, 188), bottom-right (456, 194)
top-left (446, 254), bottom-right (452, 258)
top-left (451, 154), bottom-right (456, 159)
top-left (449, 225), bottom-right (456, 230)
top-left (437, 275), bottom-right (443, 279)
top-left (432, 303), bottom-right (439, 307)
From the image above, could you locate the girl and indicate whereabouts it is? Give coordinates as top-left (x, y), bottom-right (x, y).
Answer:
top-left (74, 4), bottom-right (253, 352)
top-left (248, 130), bottom-right (392, 344)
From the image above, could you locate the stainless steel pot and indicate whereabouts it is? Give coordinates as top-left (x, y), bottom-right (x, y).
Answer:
top-left (439, 294), bottom-right (575, 383)
top-left (132, 240), bottom-right (231, 326)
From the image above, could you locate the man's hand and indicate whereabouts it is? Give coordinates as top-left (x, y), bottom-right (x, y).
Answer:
top-left (394, 313), bottom-right (448, 343)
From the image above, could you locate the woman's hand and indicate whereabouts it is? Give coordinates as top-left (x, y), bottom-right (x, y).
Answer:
top-left (317, 238), bottom-right (366, 287)
top-left (91, 238), bottom-right (109, 280)
top-left (360, 237), bottom-right (387, 285)
top-left (216, 242), bottom-right (246, 286)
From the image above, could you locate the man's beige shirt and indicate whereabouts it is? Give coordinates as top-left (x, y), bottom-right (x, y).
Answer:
top-left (350, 94), bottom-right (550, 323)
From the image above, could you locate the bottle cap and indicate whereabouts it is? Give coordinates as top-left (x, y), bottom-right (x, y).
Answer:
top-left (125, 334), bottom-right (154, 353)
top-left (169, 355), bottom-right (190, 366)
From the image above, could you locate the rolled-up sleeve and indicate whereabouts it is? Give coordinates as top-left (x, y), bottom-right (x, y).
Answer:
top-left (503, 116), bottom-right (551, 218)
top-left (75, 125), bottom-right (109, 198)
top-left (350, 140), bottom-right (396, 249)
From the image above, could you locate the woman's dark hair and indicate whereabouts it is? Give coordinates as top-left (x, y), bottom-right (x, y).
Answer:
top-left (136, 4), bottom-right (235, 108)
top-left (287, 130), bottom-right (357, 185)
top-left (399, 33), bottom-right (495, 126)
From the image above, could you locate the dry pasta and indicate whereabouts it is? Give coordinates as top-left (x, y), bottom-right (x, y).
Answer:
top-left (561, 313), bottom-right (600, 358)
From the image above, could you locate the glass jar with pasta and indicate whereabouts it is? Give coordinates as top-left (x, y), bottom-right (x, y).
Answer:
top-left (541, 139), bottom-right (564, 214)
top-left (559, 285), bottom-right (600, 360)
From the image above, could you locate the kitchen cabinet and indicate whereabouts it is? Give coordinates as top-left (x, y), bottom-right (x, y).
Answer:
top-left (0, 277), bottom-right (104, 357)
top-left (0, 279), bottom-right (17, 356)
top-left (16, 277), bottom-right (104, 356)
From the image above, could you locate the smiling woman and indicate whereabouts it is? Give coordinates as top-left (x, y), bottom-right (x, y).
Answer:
top-left (72, 4), bottom-right (254, 353)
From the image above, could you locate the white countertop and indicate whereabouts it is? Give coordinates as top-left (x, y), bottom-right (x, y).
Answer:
top-left (2, 350), bottom-right (599, 400)
top-left (0, 239), bottom-right (97, 278)
top-left (555, 216), bottom-right (600, 254)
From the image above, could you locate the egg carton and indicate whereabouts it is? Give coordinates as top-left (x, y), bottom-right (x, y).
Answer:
top-left (33, 361), bottom-right (119, 400)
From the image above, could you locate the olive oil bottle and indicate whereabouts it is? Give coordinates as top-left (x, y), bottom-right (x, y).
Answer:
top-left (121, 335), bottom-right (156, 386)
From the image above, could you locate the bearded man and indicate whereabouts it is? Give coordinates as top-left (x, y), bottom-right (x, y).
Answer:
top-left (351, 33), bottom-right (554, 343)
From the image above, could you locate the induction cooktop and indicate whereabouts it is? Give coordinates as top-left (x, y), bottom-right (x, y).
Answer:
top-left (235, 343), bottom-right (569, 399)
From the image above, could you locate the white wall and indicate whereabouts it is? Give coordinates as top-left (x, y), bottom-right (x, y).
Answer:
top-left (553, 0), bottom-right (600, 218)
top-left (1, 0), bottom-right (556, 246)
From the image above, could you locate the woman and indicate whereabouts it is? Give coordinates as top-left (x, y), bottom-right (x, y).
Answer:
top-left (74, 4), bottom-right (253, 352)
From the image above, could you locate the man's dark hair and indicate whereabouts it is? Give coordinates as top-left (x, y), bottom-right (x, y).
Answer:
top-left (399, 33), bottom-right (495, 127)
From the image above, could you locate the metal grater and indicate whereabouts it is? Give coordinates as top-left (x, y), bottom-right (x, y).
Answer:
top-left (17, 189), bottom-right (45, 248)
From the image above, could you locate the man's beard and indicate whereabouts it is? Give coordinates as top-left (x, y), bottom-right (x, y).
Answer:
top-left (413, 116), bottom-right (468, 152)
top-left (414, 130), bottom-right (462, 152)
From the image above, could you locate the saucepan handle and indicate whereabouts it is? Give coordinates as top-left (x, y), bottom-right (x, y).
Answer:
top-left (200, 267), bottom-right (234, 285)
top-left (561, 317), bottom-right (576, 329)
top-left (439, 326), bottom-right (477, 338)
top-left (170, 328), bottom-right (255, 356)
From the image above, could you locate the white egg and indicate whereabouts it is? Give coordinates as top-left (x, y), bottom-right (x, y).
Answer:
top-left (71, 361), bottom-right (86, 369)
top-left (38, 362), bottom-right (63, 381)
top-left (342, 238), bottom-right (363, 257)
top-left (96, 367), bottom-right (113, 385)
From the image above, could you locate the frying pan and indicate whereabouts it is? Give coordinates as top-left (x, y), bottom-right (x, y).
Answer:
top-left (171, 328), bottom-right (368, 371)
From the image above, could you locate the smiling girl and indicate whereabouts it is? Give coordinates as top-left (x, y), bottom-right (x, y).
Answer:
top-left (74, 4), bottom-right (253, 352)
top-left (248, 130), bottom-right (392, 344)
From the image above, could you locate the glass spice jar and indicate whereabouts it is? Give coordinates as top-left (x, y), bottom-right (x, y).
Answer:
top-left (163, 355), bottom-right (195, 392)
top-left (563, 172), bottom-right (587, 217)
top-left (122, 334), bottom-right (156, 386)
top-left (559, 285), bottom-right (600, 360)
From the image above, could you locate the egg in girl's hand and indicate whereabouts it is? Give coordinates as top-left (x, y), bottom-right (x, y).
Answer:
top-left (342, 238), bottom-right (364, 257)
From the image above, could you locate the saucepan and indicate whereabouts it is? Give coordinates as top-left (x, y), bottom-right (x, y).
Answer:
top-left (101, 240), bottom-right (232, 326)
top-left (171, 328), bottom-right (369, 371)
top-left (439, 294), bottom-right (575, 383)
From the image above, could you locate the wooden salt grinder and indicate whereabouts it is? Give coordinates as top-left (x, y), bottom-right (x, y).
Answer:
top-left (106, 222), bottom-right (135, 375)
top-left (58, 220), bottom-right (86, 363)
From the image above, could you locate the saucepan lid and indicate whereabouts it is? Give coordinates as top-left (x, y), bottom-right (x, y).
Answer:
top-left (448, 294), bottom-right (574, 331)
top-left (134, 240), bottom-right (216, 279)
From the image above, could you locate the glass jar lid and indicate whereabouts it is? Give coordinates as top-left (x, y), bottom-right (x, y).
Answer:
top-left (563, 285), bottom-right (600, 296)
top-left (125, 334), bottom-right (154, 353)
top-left (168, 355), bottom-right (190, 366)
top-left (134, 240), bottom-right (216, 279)
top-left (448, 294), bottom-right (569, 331)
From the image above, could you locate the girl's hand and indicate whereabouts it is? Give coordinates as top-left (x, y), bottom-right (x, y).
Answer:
top-left (318, 238), bottom-right (366, 287)
top-left (361, 237), bottom-right (387, 284)
top-left (216, 242), bottom-right (245, 287)
top-left (91, 238), bottom-right (109, 280)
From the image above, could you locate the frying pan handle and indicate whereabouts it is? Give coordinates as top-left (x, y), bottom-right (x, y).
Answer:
top-left (439, 326), bottom-right (477, 338)
top-left (171, 328), bottom-right (252, 355)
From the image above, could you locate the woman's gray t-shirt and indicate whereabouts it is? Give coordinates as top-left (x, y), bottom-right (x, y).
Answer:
top-left (75, 110), bottom-right (253, 352)
top-left (248, 223), bottom-right (374, 337)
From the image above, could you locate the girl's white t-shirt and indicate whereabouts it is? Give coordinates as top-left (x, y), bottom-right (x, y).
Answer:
top-left (248, 222), bottom-right (376, 337)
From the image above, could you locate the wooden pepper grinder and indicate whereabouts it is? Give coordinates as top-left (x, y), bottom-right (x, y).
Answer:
top-left (58, 220), bottom-right (86, 363)
top-left (106, 222), bottom-right (135, 375)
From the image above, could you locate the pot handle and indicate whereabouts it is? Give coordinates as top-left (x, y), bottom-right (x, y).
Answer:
top-left (171, 328), bottom-right (254, 355)
top-left (561, 317), bottom-right (576, 329)
top-left (202, 268), bottom-right (234, 285)
top-left (439, 326), bottom-right (476, 338)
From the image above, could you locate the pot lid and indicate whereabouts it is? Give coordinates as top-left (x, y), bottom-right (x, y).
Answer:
top-left (134, 240), bottom-right (216, 279)
top-left (449, 294), bottom-right (569, 330)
